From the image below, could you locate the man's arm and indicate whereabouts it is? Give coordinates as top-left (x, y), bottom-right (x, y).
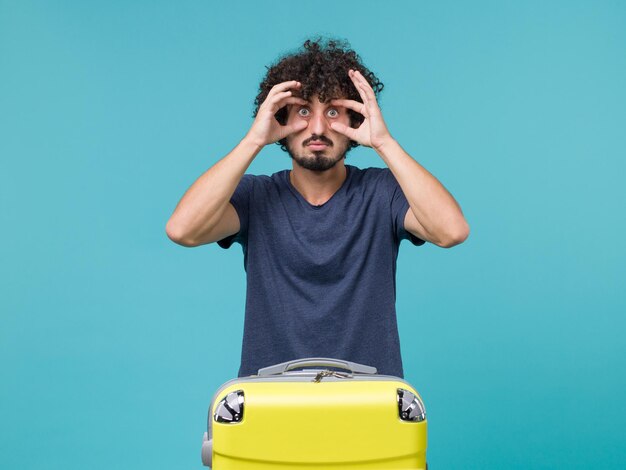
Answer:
top-left (375, 138), bottom-right (469, 248)
top-left (166, 81), bottom-right (308, 247)
top-left (330, 69), bottom-right (469, 248)
top-left (165, 138), bottom-right (261, 247)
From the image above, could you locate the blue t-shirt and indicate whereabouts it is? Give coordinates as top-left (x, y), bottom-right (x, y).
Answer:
top-left (218, 164), bottom-right (424, 377)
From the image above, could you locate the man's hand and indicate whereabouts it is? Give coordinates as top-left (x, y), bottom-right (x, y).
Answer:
top-left (245, 80), bottom-right (309, 147)
top-left (330, 69), bottom-right (392, 150)
top-left (330, 70), bottom-right (469, 248)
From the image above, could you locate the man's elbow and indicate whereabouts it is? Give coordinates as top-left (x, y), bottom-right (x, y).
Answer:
top-left (437, 220), bottom-right (470, 248)
top-left (165, 220), bottom-right (197, 247)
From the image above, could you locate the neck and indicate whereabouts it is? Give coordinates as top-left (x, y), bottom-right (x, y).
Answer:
top-left (289, 162), bottom-right (348, 206)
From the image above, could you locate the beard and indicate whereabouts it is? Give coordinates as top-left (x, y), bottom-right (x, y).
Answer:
top-left (285, 137), bottom-right (349, 172)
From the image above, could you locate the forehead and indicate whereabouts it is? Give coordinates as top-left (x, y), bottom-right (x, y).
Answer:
top-left (292, 94), bottom-right (345, 108)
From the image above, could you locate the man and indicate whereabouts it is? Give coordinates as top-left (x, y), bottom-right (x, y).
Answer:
top-left (166, 38), bottom-right (469, 378)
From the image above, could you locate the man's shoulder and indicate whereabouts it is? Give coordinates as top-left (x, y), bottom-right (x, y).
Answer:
top-left (240, 169), bottom-right (289, 187)
top-left (348, 164), bottom-right (389, 175)
top-left (347, 165), bottom-right (392, 186)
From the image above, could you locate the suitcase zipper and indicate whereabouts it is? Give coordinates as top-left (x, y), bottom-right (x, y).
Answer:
top-left (312, 370), bottom-right (352, 382)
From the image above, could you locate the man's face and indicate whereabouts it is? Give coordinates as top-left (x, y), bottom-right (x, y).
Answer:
top-left (284, 94), bottom-right (352, 172)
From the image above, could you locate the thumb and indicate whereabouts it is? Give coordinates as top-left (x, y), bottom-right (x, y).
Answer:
top-left (330, 122), bottom-right (358, 141)
top-left (283, 120), bottom-right (308, 137)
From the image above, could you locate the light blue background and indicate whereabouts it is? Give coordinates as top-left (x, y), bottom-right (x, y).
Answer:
top-left (1, 1), bottom-right (624, 468)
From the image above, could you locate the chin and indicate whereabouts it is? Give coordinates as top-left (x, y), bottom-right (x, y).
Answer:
top-left (286, 143), bottom-right (349, 172)
top-left (291, 151), bottom-right (346, 172)
top-left (297, 157), bottom-right (340, 171)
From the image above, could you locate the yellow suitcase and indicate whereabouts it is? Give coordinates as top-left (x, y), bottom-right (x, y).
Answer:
top-left (201, 358), bottom-right (427, 469)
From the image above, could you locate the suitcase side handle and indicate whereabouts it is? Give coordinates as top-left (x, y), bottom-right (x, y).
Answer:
top-left (257, 357), bottom-right (377, 376)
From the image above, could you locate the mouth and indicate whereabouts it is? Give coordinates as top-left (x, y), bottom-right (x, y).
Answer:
top-left (307, 142), bottom-right (330, 150)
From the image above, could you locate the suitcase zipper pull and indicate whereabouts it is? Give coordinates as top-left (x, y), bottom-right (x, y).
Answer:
top-left (312, 370), bottom-right (352, 382)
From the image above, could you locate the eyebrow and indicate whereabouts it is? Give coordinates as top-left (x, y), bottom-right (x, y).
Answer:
top-left (298, 101), bottom-right (340, 107)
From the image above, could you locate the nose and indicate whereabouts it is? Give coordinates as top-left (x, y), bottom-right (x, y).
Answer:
top-left (309, 111), bottom-right (328, 135)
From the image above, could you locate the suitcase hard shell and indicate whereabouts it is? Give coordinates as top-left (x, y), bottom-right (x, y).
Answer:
top-left (201, 358), bottom-right (427, 469)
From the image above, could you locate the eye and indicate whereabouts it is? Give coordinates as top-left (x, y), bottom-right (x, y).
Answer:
top-left (327, 108), bottom-right (339, 118)
top-left (298, 108), bottom-right (310, 117)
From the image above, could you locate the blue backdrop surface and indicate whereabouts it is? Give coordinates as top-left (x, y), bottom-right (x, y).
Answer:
top-left (1, 1), bottom-right (625, 468)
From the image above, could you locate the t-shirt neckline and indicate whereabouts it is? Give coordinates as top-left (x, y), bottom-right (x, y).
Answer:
top-left (285, 165), bottom-right (353, 210)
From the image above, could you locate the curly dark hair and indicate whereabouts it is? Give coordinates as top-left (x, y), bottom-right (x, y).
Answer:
top-left (253, 37), bottom-right (384, 152)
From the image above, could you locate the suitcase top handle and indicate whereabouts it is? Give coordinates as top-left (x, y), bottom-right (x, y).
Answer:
top-left (257, 357), bottom-right (378, 376)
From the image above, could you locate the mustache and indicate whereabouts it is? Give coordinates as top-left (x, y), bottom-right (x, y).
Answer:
top-left (303, 135), bottom-right (333, 146)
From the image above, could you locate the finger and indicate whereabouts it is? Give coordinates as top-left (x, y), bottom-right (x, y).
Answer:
top-left (268, 80), bottom-right (301, 98)
top-left (262, 90), bottom-right (292, 112)
top-left (352, 70), bottom-right (377, 103)
top-left (349, 71), bottom-right (369, 105)
top-left (273, 90), bottom-right (293, 101)
top-left (281, 119), bottom-right (308, 138)
top-left (266, 92), bottom-right (306, 113)
top-left (330, 121), bottom-right (359, 141)
top-left (355, 80), bottom-right (381, 112)
top-left (357, 82), bottom-right (371, 106)
top-left (272, 96), bottom-right (309, 114)
top-left (271, 96), bottom-right (308, 114)
top-left (357, 77), bottom-right (377, 103)
top-left (352, 69), bottom-right (371, 90)
top-left (330, 98), bottom-right (365, 115)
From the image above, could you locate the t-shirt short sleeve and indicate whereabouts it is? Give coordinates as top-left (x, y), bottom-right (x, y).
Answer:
top-left (217, 174), bottom-right (254, 249)
top-left (380, 169), bottom-right (425, 246)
